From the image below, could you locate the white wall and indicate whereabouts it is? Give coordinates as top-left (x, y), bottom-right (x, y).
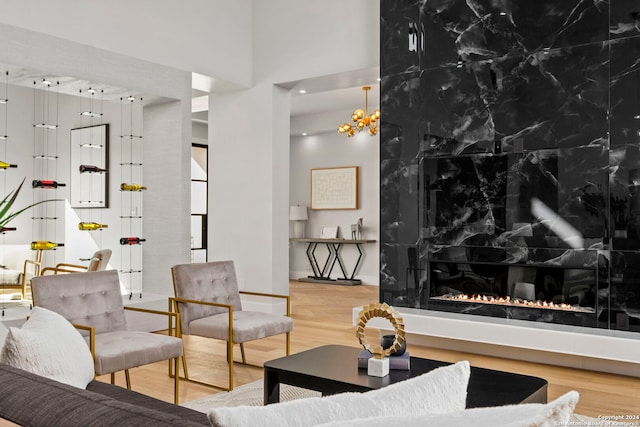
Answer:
top-left (0, 22), bottom-right (192, 296)
top-left (192, 122), bottom-right (208, 141)
top-left (208, 84), bottom-right (291, 299)
top-left (0, 0), bottom-right (253, 88)
top-left (0, 2), bottom-right (380, 300)
top-left (252, 0), bottom-right (379, 84)
top-left (289, 130), bottom-right (380, 285)
top-left (0, 82), bottom-right (172, 296)
top-left (206, 0), bottom-right (380, 298)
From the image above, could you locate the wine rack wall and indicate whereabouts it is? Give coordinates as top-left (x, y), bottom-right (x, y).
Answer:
top-left (31, 79), bottom-right (63, 266)
top-left (120, 96), bottom-right (144, 299)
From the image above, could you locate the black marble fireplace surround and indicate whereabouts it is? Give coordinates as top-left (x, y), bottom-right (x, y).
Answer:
top-left (379, 0), bottom-right (640, 332)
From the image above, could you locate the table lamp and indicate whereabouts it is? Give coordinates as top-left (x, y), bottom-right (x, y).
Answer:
top-left (290, 205), bottom-right (308, 238)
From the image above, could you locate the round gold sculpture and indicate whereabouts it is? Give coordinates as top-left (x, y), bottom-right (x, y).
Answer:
top-left (356, 302), bottom-right (405, 360)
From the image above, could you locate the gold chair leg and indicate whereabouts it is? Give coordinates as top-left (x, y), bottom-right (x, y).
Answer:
top-left (286, 332), bottom-right (291, 355)
top-left (174, 357), bottom-right (180, 405)
top-left (110, 372), bottom-right (115, 385)
top-left (240, 343), bottom-right (246, 364)
top-left (181, 354), bottom-right (189, 380)
top-left (228, 340), bottom-right (234, 391)
top-left (125, 369), bottom-right (131, 390)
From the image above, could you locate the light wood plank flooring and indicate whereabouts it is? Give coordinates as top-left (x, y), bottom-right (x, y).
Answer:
top-left (100, 280), bottom-right (640, 417)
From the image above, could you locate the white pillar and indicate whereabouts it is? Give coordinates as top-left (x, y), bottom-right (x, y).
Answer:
top-left (209, 83), bottom-right (290, 300)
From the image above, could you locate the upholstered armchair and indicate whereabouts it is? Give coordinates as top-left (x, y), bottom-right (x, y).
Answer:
top-left (20, 249), bottom-right (43, 299)
top-left (31, 269), bottom-right (183, 404)
top-left (40, 248), bottom-right (112, 275)
top-left (170, 260), bottom-right (293, 391)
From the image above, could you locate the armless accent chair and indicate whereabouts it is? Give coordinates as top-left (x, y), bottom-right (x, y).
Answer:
top-left (171, 260), bottom-right (293, 391)
top-left (31, 269), bottom-right (183, 404)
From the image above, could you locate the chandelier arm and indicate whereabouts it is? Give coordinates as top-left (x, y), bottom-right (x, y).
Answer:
top-left (365, 87), bottom-right (369, 117)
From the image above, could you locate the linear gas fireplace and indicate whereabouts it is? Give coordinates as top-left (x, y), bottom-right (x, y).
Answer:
top-left (428, 258), bottom-right (598, 326)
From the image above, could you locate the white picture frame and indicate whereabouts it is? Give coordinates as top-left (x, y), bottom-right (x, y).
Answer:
top-left (311, 166), bottom-right (359, 210)
top-left (321, 226), bottom-right (339, 239)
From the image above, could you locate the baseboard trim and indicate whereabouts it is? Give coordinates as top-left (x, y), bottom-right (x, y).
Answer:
top-left (289, 270), bottom-right (379, 285)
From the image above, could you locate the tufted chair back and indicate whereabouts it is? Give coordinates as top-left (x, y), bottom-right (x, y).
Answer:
top-left (87, 249), bottom-right (112, 272)
top-left (31, 269), bottom-right (127, 334)
top-left (171, 260), bottom-right (243, 335)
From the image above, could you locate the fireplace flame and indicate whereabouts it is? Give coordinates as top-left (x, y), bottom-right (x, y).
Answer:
top-left (432, 293), bottom-right (594, 313)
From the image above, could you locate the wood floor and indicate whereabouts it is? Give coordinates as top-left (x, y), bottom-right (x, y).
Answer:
top-left (102, 280), bottom-right (640, 416)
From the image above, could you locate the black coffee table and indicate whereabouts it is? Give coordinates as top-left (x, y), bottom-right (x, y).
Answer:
top-left (263, 345), bottom-right (547, 407)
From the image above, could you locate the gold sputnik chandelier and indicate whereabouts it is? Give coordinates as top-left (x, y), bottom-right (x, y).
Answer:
top-left (338, 86), bottom-right (381, 137)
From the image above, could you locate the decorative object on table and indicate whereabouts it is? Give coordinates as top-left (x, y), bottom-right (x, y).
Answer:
top-left (311, 166), bottom-right (358, 210)
top-left (337, 86), bottom-right (380, 137)
top-left (381, 333), bottom-right (406, 356)
top-left (350, 217), bottom-right (363, 240)
top-left (355, 302), bottom-right (405, 377)
top-left (321, 226), bottom-right (338, 239)
top-left (289, 205), bottom-right (308, 238)
top-left (357, 349), bottom-right (410, 370)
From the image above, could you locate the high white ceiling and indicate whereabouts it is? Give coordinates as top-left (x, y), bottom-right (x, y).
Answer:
top-left (2, 64), bottom-right (161, 105)
top-left (284, 66), bottom-right (380, 117)
top-left (290, 85), bottom-right (380, 117)
top-left (192, 66), bottom-right (382, 134)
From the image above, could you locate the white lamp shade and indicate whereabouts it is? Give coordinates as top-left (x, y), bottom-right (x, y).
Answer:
top-left (289, 205), bottom-right (308, 221)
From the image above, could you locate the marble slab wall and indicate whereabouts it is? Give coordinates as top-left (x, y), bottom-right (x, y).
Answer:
top-left (380, 0), bottom-right (640, 332)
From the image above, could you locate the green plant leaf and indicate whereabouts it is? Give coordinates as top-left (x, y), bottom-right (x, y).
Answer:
top-left (0, 178), bottom-right (61, 229)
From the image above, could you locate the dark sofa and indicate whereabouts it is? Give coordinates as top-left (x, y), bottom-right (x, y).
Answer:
top-left (0, 364), bottom-right (208, 426)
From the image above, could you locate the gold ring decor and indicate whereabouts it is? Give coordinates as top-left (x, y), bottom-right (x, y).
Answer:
top-left (356, 302), bottom-right (405, 360)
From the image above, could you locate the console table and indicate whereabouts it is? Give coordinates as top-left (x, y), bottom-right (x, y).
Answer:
top-left (290, 238), bottom-right (376, 285)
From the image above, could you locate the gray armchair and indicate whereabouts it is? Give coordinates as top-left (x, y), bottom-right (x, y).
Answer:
top-left (31, 269), bottom-right (183, 404)
top-left (171, 260), bottom-right (293, 391)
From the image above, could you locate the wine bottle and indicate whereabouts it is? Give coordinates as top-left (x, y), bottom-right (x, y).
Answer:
top-left (31, 241), bottom-right (64, 250)
top-left (78, 222), bottom-right (108, 231)
top-left (32, 180), bottom-right (66, 188)
top-left (120, 183), bottom-right (147, 191)
top-left (0, 161), bottom-right (17, 169)
top-left (79, 164), bottom-right (107, 173)
top-left (120, 237), bottom-right (146, 245)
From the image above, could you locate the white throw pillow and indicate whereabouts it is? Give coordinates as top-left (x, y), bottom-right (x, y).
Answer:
top-left (208, 360), bottom-right (470, 427)
top-left (316, 390), bottom-right (579, 427)
top-left (0, 306), bottom-right (95, 389)
top-left (0, 322), bottom-right (8, 347)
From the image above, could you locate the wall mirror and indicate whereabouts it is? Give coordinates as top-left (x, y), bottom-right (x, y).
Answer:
top-left (70, 124), bottom-right (109, 208)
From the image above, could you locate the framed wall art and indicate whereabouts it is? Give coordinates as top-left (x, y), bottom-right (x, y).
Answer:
top-left (311, 166), bottom-right (358, 210)
top-left (70, 124), bottom-right (109, 208)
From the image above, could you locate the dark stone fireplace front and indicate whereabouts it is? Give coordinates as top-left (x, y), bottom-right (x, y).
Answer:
top-left (379, 0), bottom-right (640, 333)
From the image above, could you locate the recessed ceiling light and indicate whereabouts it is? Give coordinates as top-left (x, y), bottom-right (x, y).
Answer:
top-left (302, 132), bottom-right (307, 136)
top-left (299, 89), bottom-right (306, 94)
top-left (499, 11), bottom-right (507, 16)
top-left (634, 114), bottom-right (640, 119)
